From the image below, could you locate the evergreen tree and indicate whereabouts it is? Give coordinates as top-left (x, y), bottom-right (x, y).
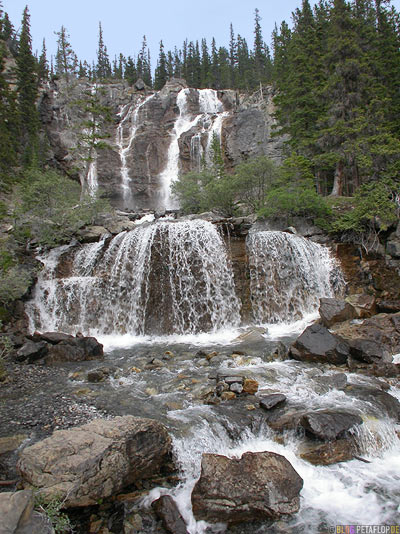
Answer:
top-left (0, 14), bottom-right (17, 187)
top-left (124, 56), bottom-right (137, 85)
top-left (229, 24), bottom-right (237, 87)
top-left (154, 40), bottom-right (168, 89)
top-left (55, 26), bottom-right (77, 81)
top-left (37, 39), bottom-right (49, 84)
top-left (96, 22), bottom-right (111, 79)
top-left (16, 6), bottom-right (40, 165)
top-left (200, 38), bottom-right (210, 87)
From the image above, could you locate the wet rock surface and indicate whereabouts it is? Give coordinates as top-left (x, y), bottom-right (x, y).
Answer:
top-left (300, 410), bottom-right (363, 440)
top-left (319, 298), bottom-right (357, 327)
top-left (289, 323), bottom-right (350, 365)
top-left (152, 495), bottom-right (188, 534)
top-left (191, 451), bottom-right (303, 523)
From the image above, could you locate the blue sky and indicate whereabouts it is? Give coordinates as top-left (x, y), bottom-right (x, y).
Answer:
top-left (5, 0), bottom-right (400, 68)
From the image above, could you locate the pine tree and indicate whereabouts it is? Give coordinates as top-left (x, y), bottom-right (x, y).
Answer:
top-left (229, 24), bottom-right (237, 88)
top-left (96, 22), bottom-right (111, 79)
top-left (55, 26), bottom-right (77, 81)
top-left (124, 56), bottom-right (137, 85)
top-left (37, 39), bottom-right (49, 84)
top-left (200, 38), bottom-right (210, 87)
top-left (154, 40), bottom-right (168, 89)
top-left (16, 6), bottom-right (40, 165)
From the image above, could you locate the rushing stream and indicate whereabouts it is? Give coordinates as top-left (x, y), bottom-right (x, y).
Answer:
top-left (25, 219), bottom-right (400, 532)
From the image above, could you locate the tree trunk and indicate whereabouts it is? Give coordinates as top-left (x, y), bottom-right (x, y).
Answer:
top-left (330, 160), bottom-right (344, 196)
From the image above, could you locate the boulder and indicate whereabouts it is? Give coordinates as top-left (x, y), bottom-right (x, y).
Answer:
top-left (332, 312), bottom-right (400, 355)
top-left (319, 298), bottom-right (357, 327)
top-left (300, 439), bottom-right (356, 465)
top-left (314, 373), bottom-right (348, 391)
top-left (260, 394), bottom-right (287, 411)
top-left (16, 340), bottom-right (49, 363)
top-left (152, 495), bottom-right (188, 534)
top-left (300, 410), bottom-right (363, 440)
top-left (77, 225), bottom-right (108, 243)
top-left (0, 490), bottom-right (52, 534)
top-left (46, 336), bottom-right (103, 364)
top-left (191, 451), bottom-right (303, 524)
top-left (18, 416), bottom-right (173, 507)
top-left (289, 323), bottom-right (350, 365)
top-left (30, 331), bottom-right (75, 344)
top-left (348, 338), bottom-right (392, 364)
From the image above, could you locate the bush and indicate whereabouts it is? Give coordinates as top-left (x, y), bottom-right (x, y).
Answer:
top-left (259, 155), bottom-right (331, 221)
top-left (13, 169), bottom-right (111, 247)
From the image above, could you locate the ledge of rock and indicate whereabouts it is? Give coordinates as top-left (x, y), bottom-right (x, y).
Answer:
top-left (16, 332), bottom-right (103, 364)
top-left (191, 451), bottom-right (303, 524)
top-left (17, 415), bottom-right (173, 507)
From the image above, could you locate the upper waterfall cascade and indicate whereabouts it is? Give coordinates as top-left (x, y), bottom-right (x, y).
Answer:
top-left (27, 219), bottom-right (241, 337)
top-left (247, 230), bottom-right (344, 324)
top-left (159, 88), bottom-right (228, 209)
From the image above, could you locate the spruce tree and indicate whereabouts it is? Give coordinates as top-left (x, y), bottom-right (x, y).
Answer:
top-left (16, 6), bottom-right (40, 166)
top-left (154, 40), bottom-right (168, 89)
top-left (96, 22), bottom-right (111, 79)
top-left (37, 39), bottom-right (49, 84)
top-left (55, 26), bottom-right (77, 81)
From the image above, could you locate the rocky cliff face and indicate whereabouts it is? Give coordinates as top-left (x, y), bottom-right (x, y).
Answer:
top-left (39, 78), bottom-right (285, 211)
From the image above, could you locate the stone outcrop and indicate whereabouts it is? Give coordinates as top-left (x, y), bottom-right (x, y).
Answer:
top-left (40, 78), bottom-right (284, 211)
top-left (191, 451), bottom-right (303, 524)
top-left (18, 416), bottom-right (173, 507)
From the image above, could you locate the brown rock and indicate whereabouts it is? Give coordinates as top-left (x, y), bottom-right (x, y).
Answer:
top-left (152, 495), bottom-right (188, 534)
top-left (191, 451), bottom-right (303, 524)
top-left (243, 378), bottom-right (259, 394)
top-left (300, 439), bottom-right (356, 465)
top-left (319, 298), bottom-right (357, 327)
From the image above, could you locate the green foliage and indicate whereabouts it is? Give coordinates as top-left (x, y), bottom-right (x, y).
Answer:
top-left (34, 493), bottom-right (72, 534)
top-left (0, 320), bottom-right (12, 381)
top-left (13, 169), bottom-right (110, 247)
top-left (233, 156), bottom-right (279, 212)
top-left (332, 180), bottom-right (399, 234)
top-left (260, 155), bottom-right (331, 220)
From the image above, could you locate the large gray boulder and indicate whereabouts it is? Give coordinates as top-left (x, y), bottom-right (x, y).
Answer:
top-left (289, 323), bottom-right (350, 365)
top-left (191, 451), bottom-right (303, 524)
top-left (18, 416), bottom-right (172, 508)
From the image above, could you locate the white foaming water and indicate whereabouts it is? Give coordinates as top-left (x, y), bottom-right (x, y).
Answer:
top-left (142, 412), bottom-right (400, 533)
top-left (116, 94), bottom-right (155, 205)
top-left (247, 230), bottom-right (344, 324)
top-left (86, 158), bottom-right (98, 196)
top-left (27, 219), bottom-right (240, 338)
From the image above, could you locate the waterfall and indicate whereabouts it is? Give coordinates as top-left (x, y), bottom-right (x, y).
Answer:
top-left (27, 220), bottom-right (240, 337)
top-left (247, 230), bottom-right (343, 324)
top-left (86, 157), bottom-right (98, 197)
top-left (159, 88), bottom-right (227, 209)
top-left (116, 94), bottom-right (155, 205)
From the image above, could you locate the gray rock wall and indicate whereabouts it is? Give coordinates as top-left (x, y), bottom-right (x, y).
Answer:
top-left (40, 79), bottom-right (285, 212)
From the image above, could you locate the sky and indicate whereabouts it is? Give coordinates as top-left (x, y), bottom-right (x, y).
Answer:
top-left (5, 0), bottom-right (400, 68)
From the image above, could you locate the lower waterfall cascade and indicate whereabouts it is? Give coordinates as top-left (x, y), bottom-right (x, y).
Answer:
top-left (27, 219), bottom-right (241, 338)
top-left (247, 230), bottom-right (344, 324)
